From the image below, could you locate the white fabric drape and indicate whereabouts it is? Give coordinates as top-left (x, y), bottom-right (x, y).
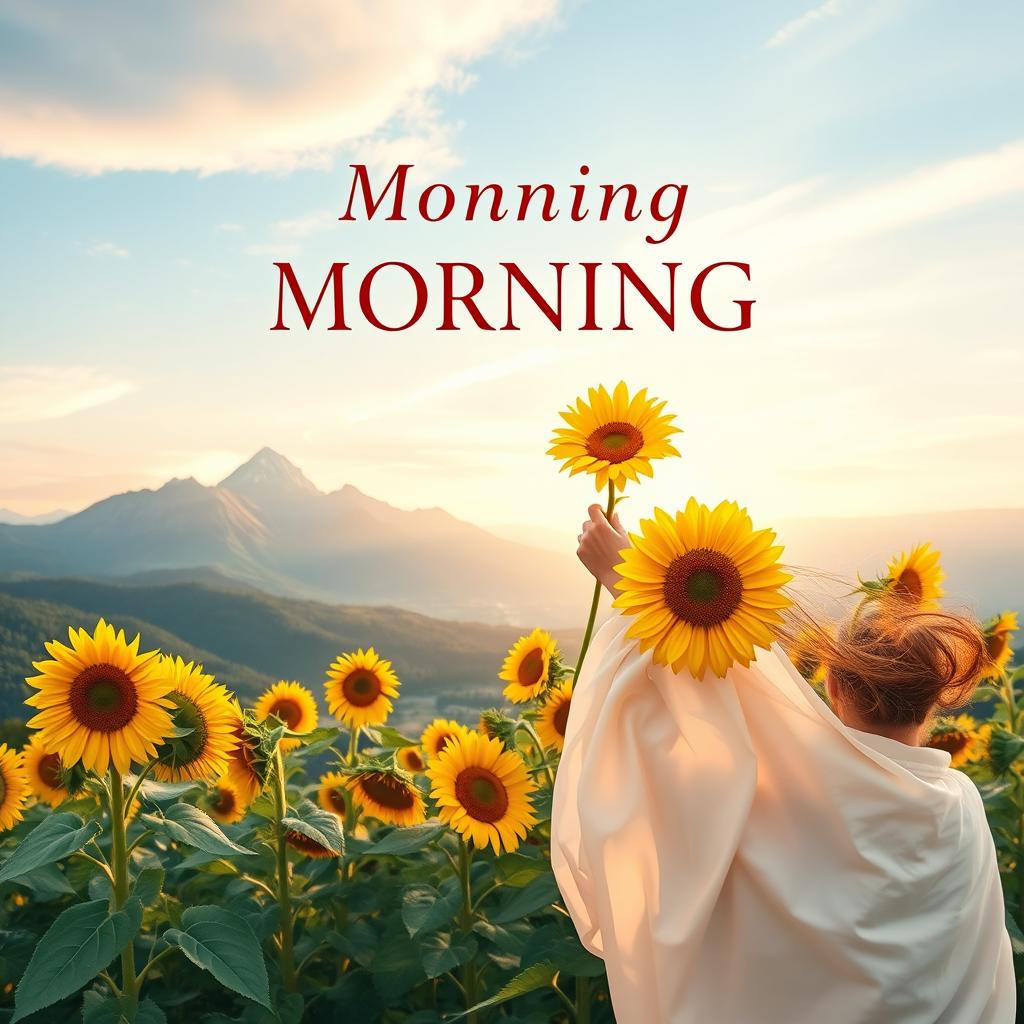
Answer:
top-left (551, 614), bottom-right (1016, 1023)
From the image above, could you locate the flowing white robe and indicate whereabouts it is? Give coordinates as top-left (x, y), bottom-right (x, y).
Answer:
top-left (551, 614), bottom-right (1016, 1023)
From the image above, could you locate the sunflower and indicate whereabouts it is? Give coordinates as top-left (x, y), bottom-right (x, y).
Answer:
top-left (421, 718), bottom-right (470, 761)
top-left (285, 830), bottom-right (338, 858)
top-left (884, 543), bottom-right (945, 608)
top-left (428, 731), bottom-right (538, 854)
top-left (926, 714), bottom-right (988, 768)
top-left (254, 681), bottom-right (318, 751)
top-left (0, 743), bottom-right (29, 831)
top-left (500, 629), bottom-right (558, 703)
top-left (152, 657), bottom-right (237, 782)
top-left (224, 708), bottom-right (267, 805)
top-left (318, 770), bottom-right (351, 818)
top-left (201, 776), bottom-right (247, 825)
top-left (345, 765), bottom-right (426, 827)
top-left (324, 648), bottom-right (400, 729)
top-left (396, 746), bottom-right (426, 773)
top-left (535, 681), bottom-right (574, 753)
top-left (783, 625), bottom-right (830, 686)
top-left (23, 733), bottom-right (81, 807)
top-left (613, 500), bottom-right (793, 679)
top-left (548, 382), bottom-right (681, 493)
top-left (983, 611), bottom-right (1018, 677)
top-left (25, 619), bottom-right (175, 776)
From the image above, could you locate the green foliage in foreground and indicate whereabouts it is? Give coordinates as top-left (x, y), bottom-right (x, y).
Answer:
top-left (0, 725), bottom-right (612, 1024)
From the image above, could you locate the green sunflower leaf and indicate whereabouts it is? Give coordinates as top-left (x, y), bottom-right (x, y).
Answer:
top-left (163, 905), bottom-right (270, 1008)
top-left (281, 798), bottom-right (344, 855)
top-left (0, 812), bottom-right (102, 884)
top-left (140, 803), bottom-right (255, 857)
top-left (419, 930), bottom-right (478, 979)
top-left (989, 726), bottom-right (1024, 774)
top-left (446, 960), bottom-right (559, 1020)
top-left (366, 822), bottom-right (446, 856)
top-left (491, 873), bottom-right (562, 924)
top-left (13, 898), bottom-right (142, 1022)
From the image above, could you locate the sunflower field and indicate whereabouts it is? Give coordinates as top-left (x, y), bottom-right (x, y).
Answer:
top-left (1, 383), bottom-right (1022, 1022)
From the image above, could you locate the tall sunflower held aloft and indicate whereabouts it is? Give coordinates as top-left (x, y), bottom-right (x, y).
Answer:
top-left (614, 500), bottom-right (792, 679)
top-left (254, 681), bottom-right (319, 751)
top-left (500, 629), bottom-right (560, 703)
top-left (153, 656), bottom-right (237, 782)
top-left (324, 648), bottom-right (400, 729)
top-left (0, 743), bottom-right (29, 831)
top-left (427, 731), bottom-right (538, 854)
top-left (25, 619), bottom-right (176, 776)
top-left (548, 382), bottom-right (681, 493)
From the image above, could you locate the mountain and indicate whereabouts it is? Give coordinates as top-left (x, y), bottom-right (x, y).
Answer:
top-left (0, 507), bottom-right (70, 526)
top-left (0, 449), bottom-right (589, 624)
top-left (0, 577), bottom-right (582, 732)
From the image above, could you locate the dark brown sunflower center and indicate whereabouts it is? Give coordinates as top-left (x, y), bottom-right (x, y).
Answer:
top-left (361, 771), bottom-right (416, 810)
top-left (38, 752), bottom-right (64, 789)
top-left (893, 569), bottom-right (922, 601)
top-left (0, 771), bottom-right (6, 803)
top-left (517, 648), bottom-right (546, 688)
top-left (212, 787), bottom-right (237, 815)
top-left (927, 731), bottom-right (969, 756)
top-left (455, 766), bottom-right (509, 823)
top-left (552, 699), bottom-right (572, 737)
top-left (585, 421), bottom-right (644, 464)
top-left (662, 548), bottom-right (743, 627)
top-left (69, 664), bottom-right (138, 732)
top-left (342, 671), bottom-right (382, 708)
top-left (987, 633), bottom-right (1008, 661)
top-left (432, 732), bottom-right (454, 756)
top-left (286, 830), bottom-right (335, 857)
top-left (270, 699), bottom-right (301, 728)
top-left (326, 787), bottom-right (347, 814)
top-left (402, 749), bottom-right (425, 771)
top-left (164, 693), bottom-right (209, 765)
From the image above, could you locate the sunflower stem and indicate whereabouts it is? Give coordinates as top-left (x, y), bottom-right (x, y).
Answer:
top-left (123, 758), bottom-right (159, 818)
top-left (272, 746), bottom-right (298, 992)
top-left (457, 838), bottom-right (480, 1024)
top-left (572, 482), bottom-right (617, 685)
top-left (551, 975), bottom-right (577, 1020)
top-left (575, 975), bottom-right (591, 1024)
top-left (108, 769), bottom-right (138, 1012)
top-left (344, 726), bottom-right (362, 878)
top-left (516, 721), bottom-right (556, 788)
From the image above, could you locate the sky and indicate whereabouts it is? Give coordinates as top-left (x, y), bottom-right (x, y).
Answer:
top-left (0, 0), bottom-right (1021, 545)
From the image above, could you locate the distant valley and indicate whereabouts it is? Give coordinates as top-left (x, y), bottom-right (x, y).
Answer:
top-left (0, 577), bottom-right (583, 732)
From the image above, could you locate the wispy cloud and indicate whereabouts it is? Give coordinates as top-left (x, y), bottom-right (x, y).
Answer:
top-left (0, 1), bottom-right (559, 175)
top-left (765, 0), bottom-right (843, 49)
top-left (685, 138), bottom-right (1024, 259)
top-left (86, 241), bottom-right (130, 258)
top-left (0, 366), bottom-right (135, 423)
top-left (345, 348), bottom-right (561, 425)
